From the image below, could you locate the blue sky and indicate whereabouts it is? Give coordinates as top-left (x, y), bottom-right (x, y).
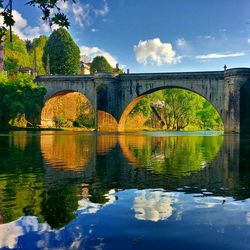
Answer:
top-left (8, 0), bottom-right (250, 72)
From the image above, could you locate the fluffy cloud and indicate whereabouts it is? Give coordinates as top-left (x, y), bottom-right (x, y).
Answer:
top-left (80, 45), bottom-right (117, 67)
top-left (0, 0), bottom-right (110, 40)
top-left (134, 38), bottom-right (181, 65)
top-left (196, 52), bottom-right (245, 60)
top-left (0, 9), bottom-right (51, 40)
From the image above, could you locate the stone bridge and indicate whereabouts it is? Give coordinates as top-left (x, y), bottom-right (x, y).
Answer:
top-left (36, 67), bottom-right (250, 133)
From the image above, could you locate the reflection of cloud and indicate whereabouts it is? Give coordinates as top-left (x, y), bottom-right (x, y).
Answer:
top-left (133, 190), bottom-right (174, 222)
top-left (78, 189), bottom-right (116, 214)
top-left (0, 216), bottom-right (50, 249)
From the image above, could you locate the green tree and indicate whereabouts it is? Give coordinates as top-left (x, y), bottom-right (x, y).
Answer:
top-left (0, 73), bottom-right (46, 128)
top-left (43, 28), bottom-right (80, 75)
top-left (4, 33), bottom-right (32, 74)
top-left (90, 56), bottom-right (113, 73)
top-left (31, 35), bottom-right (48, 75)
top-left (197, 100), bottom-right (223, 130)
top-left (127, 88), bottom-right (223, 131)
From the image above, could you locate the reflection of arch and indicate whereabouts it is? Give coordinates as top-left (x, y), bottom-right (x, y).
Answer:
top-left (41, 90), bottom-right (95, 127)
top-left (118, 86), bottom-right (224, 132)
top-left (40, 132), bottom-right (95, 171)
top-left (118, 135), bottom-right (142, 167)
top-left (97, 135), bottom-right (118, 154)
top-left (118, 134), bottom-right (224, 177)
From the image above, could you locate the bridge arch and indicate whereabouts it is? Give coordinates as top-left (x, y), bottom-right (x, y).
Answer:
top-left (117, 86), bottom-right (224, 132)
top-left (41, 89), bottom-right (95, 128)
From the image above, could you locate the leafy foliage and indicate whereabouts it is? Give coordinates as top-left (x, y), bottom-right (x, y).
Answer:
top-left (43, 28), bottom-right (80, 75)
top-left (31, 35), bottom-right (48, 75)
top-left (74, 113), bottom-right (95, 128)
top-left (0, 73), bottom-right (46, 128)
top-left (4, 33), bottom-right (32, 74)
top-left (90, 56), bottom-right (113, 73)
top-left (128, 88), bottom-right (223, 131)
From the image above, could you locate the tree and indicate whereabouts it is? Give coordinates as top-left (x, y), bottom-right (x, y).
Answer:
top-left (43, 28), bottom-right (80, 75)
top-left (31, 35), bottom-right (48, 75)
top-left (4, 32), bottom-right (32, 74)
top-left (90, 56), bottom-right (113, 73)
top-left (127, 88), bottom-right (223, 131)
top-left (0, 73), bottom-right (46, 128)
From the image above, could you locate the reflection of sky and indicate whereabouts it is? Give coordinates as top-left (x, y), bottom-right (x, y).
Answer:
top-left (0, 217), bottom-right (51, 249)
top-left (78, 189), bottom-right (116, 214)
top-left (133, 190), bottom-right (176, 221)
top-left (0, 190), bottom-right (249, 249)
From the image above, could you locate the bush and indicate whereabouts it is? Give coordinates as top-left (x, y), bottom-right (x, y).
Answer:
top-left (73, 114), bottom-right (95, 128)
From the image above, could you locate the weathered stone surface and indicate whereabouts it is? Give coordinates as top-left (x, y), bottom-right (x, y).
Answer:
top-left (36, 68), bottom-right (250, 133)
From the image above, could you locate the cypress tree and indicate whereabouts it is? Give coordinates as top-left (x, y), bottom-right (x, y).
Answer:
top-left (43, 28), bottom-right (80, 75)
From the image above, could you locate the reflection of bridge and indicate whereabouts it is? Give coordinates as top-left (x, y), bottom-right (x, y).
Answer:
top-left (39, 132), bottom-right (244, 197)
top-left (36, 68), bottom-right (250, 133)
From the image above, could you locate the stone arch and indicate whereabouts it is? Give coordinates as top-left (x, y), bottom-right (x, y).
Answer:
top-left (41, 90), bottom-right (95, 128)
top-left (118, 86), bottom-right (224, 132)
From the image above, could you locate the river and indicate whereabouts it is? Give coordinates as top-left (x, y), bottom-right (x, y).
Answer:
top-left (0, 131), bottom-right (249, 250)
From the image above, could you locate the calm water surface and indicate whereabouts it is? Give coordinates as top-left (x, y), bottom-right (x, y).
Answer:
top-left (0, 131), bottom-right (249, 250)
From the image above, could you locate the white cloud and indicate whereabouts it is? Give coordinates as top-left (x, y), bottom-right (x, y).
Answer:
top-left (94, 0), bottom-right (109, 17)
top-left (80, 45), bottom-right (117, 67)
top-left (196, 52), bottom-right (245, 60)
top-left (134, 38), bottom-right (181, 65)
top-left (0, 9), bottom-right (51, 40)
top-left (72, 3), bottom-right (91, 28)
top-left (247, 38), bottom-right (250, 43)
top-left (176, 38), bottom-right (187, 47)
top-left (57, 0), bottom-right (70, 12)
top-left (0, 0), bottom-right (110, 40)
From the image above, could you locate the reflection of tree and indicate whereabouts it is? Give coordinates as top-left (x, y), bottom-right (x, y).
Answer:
top-left (0, 133), bottom-right (45, 224)
top-left (122, 135), bottom-right (224, 178)
top-left (41, 185), bottom-right (78, 229)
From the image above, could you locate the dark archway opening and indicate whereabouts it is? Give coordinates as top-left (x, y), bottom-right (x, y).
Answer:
top-left (240, 80), bottom-right (250, 133)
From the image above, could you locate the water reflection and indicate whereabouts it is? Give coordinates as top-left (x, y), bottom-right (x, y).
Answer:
top-left (133, 190), bottom-right (175, 221)
top-left (40, 131), bottom-right (96, 171)
top-left (0, 189), bottom-right (249, 250)
top-left (0, 131), bottom-right (250, 249)
top-left (119, 135), bottom-right (224, 177)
